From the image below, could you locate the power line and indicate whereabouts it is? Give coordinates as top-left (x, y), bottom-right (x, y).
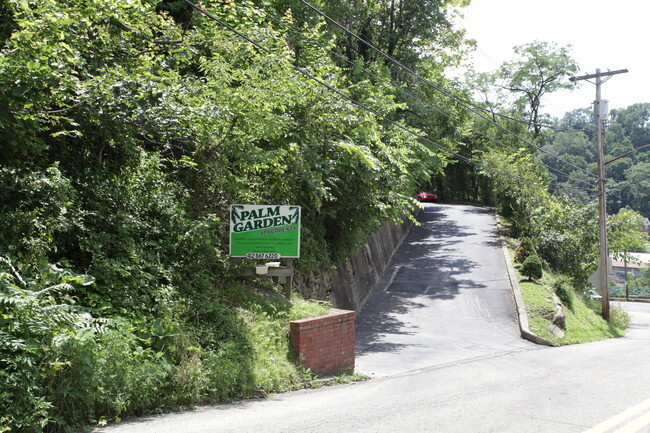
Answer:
top-left (180, 0), bottom-right (557, 190)
top-left (571, 68), bottom-right (629, 321)
top-left (235, 0), bottom-right (597, 193)
top-left (296, 0), bottom-right (598, 181)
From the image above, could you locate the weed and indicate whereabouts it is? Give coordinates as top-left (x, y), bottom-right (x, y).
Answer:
top-left (553, 276), bottom-right (575, 311)
top-left (511, 249), bottom-right (628, 345)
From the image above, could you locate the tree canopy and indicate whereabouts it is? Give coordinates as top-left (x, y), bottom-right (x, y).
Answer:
top-left (1, 0), bottom-right (648, 430)
top-left (0, 0), bottom-right (477, 430)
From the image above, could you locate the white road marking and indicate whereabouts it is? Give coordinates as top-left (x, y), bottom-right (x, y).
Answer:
top-left (383, 265), bottom-right (402, 292)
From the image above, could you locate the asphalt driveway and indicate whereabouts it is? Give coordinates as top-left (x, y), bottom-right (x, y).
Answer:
top-left (355, 203), bottom-right (534, 376)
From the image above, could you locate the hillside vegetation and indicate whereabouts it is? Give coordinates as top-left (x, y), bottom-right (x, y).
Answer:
top-left (1, 1), bottom-right (648, 432)
top-left (541, 105), bottom-right (650, 213)
top-left (0, 1), bottom-right (468, 430)
top-left (508, 246), bottom-right (628, 345)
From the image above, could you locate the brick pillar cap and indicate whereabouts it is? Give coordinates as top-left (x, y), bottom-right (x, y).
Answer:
top-left (290, 308), bottom-right (355, 325)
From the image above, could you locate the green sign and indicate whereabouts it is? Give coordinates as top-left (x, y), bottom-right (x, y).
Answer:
top-left (229, 205), bottom-right (301, 259)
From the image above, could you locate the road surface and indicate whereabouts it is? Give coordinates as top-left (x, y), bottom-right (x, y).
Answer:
top-left (92, 203), bottom-right (650, 433)
top-left (93, 302), bottom-right (650, 433)
top-left (355, 203), bottom-right (532, 376)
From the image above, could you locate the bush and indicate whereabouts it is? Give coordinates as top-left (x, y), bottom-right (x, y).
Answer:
top-left (552, 277), bottom-right (575, 311)
top-left (0, 257), bottom-right (181, 432)
top-left (48, 321), bottom-right (176, 429)
top-left (515, 237), bottom-right (537, 263)
top-left (0, 166), bottom-right (75, 266)
top-left (611, 304), bottom-right (631, 330)
top-left (0, 258), bottom-right (103, 432)
top-left (521, 254), bottom-right (543, 281)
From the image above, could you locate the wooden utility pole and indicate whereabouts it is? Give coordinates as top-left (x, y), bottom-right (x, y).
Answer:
top-left (570, 68), bottom-right (627, 321)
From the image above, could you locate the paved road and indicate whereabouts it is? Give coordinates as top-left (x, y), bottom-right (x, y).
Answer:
top-left (94, 302), bottom-right (650, 433)
top-left (355, 203), bottom-right (532, 376)
top-left (92, 203), bottom-right (650, 432)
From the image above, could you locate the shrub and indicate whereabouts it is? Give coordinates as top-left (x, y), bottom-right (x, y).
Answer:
top-left (0, 257), bottom-right (180, 432)
top-left (515, 237), bottom-right (537, 263)
top-left (0, 166), bottom-right (75, 266)
top-left (521, 254), bottom-right (543, 281)
top-left (552, 276), bottom-right (574, 311)
top-left (610, 304), bottom-right (631, 330)
top-left (0, 257), bottom-right (104, 432)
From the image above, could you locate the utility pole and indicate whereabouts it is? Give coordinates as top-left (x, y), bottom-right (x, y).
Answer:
top-left (570, 68), bottom-right (627, 321)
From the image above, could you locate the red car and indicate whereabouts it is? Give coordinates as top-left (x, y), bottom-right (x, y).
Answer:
top-left (416, 192), bottom-right (437, 202)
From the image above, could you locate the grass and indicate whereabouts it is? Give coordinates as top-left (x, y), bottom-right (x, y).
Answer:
top-left (232, 283), bottom-right (333, 394)
top-left (509, 249), bottom-right (629, 345)
top-left (237, 284), bottom-right (370, 394)
top-left (228, 281), bottom-right (369, 393)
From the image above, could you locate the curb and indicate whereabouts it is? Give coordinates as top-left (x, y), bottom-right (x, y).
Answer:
top-left (496, 220), bottom-right (554, 347)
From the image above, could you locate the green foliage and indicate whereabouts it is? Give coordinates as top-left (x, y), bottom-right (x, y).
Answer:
top-left (610, 304), bottom-right (631, 330)
top-left (0, 165), bottom-right (75, 265)
top-left (543, 104), bottom-right (650, 217)
top-left (530, 200), bottom-right (599, 284)
top-left (496, 41), bottom-right (577, 137)
top-left (515, 237), bottom-right (536, 263)
top-left (1, 257), bottom-right (331, 432)
top-left (608, 208), bottom-right (649, 264)
top-left (0, 0), bottom-right (477, 429)
top-left (0, 257), bottom-right (106, 432)
top-left (0, 258), bottom-right (187, 431)
top-left (1, 0), bottom-right (643, 427)
top-left (621, 162), bottom-right (650, 216)
top-left (520, 254), bottom-right (543, 281)
top-left (480, 146), bottom-right (549, 238)
top-left (514, 250), bottom-right (628, 345)
top-left (628, 266), bottom-right (650, 290)
top-left (552, 276), bottom-right (575, 311)
top-left (0, 0), bottom-right (15, 44)
top-left (484, 142), bottom-right (599, 284)
top-left (540, 130), bottom-right (595, 200)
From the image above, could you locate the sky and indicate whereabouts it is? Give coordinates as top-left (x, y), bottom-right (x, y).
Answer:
top-left (455, 0), bottom-right (650, 118)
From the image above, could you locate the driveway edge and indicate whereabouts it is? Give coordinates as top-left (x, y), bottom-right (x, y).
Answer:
top-left (497, 220), bottom-right (554, 347)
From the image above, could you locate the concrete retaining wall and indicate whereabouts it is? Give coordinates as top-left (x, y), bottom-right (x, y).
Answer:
top-left (296, 216), bottom-right (413, 312)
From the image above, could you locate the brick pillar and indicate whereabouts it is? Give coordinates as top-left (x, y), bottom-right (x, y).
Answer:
top-left (289, 309), bottom-right (355, 376)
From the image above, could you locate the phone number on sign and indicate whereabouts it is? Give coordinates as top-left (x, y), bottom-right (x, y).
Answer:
top-left (246, 253), bottom-right (281, 260)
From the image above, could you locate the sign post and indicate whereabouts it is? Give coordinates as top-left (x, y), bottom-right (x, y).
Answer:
top-left (230, 205), bottom-right (300, 296)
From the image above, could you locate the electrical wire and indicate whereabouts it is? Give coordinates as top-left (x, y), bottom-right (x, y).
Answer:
top-left (235, 0), bottom-right (598, 193)
top-left (296, 0), bottom-right (598, 181)
top-left (180, 0), bottom-right (556, 190)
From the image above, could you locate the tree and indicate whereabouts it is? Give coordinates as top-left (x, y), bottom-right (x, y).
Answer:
top-left (540, 130), bottom-right (594, 193)
top-left (530, 198), bottom-right (599, 285)
top-left (497, 41), bottom-right (577, 137)
top-left (542, 103), bottom-right (650, 216)
top-left (515, 237), bottom-right (536, 263)
top-left (611, 103), bottom-right (650, 149)
top-left (479, 146), bottom-right (550, 237)
top-left (0, 0), bottom-right (15, 44)
top-left (624, 163), bottom-right (650, 216)
top-left (608, 208), bottom-right (650, 299)
top-left (558, 108), bottom-right (595, 139)
top-left (521, 254), bottom-right (543, 281)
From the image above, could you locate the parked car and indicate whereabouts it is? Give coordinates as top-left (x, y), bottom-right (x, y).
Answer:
top-left (587, 289), bottom-right (602, 300)
top-left (416, 192), bottom-right (438, 202)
